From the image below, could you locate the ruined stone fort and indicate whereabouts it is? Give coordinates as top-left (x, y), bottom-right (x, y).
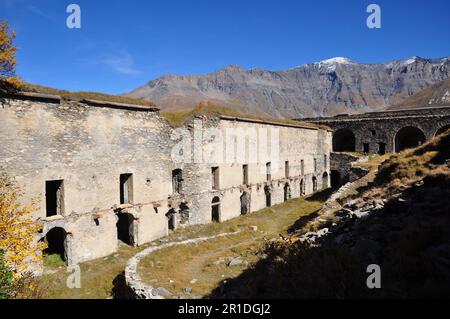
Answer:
top-left (1, 92), bottom-right (449, 266)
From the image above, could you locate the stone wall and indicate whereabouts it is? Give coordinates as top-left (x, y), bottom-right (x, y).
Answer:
top-left (0, 95), bottom-right (174, 265)
top-left (172, 116), bottom-right (332, 226)
top-left (0, 94), bottom-right (332, 266)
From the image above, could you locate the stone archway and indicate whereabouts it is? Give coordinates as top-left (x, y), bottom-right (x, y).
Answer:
top-left (43, 227), bottom-right (67, 263)
top-left (331, 170), bottom-right (340, 188)
top-left (117, 212), bottom-right (136, 246)
top-left (312, 176), bottom-right (318, 192)
top-left (322, 172), bottom-right (329, 189)
top-left (435, 124), bottom-right (450, 137)
top-left (264, 186), bottom-right (272, 207)
top-left (300, 179), bottom-right (305, 196)
top-left (333, 128), bottom-right (356, 152)
top-left (394, 126), bottom-right (426, 153)
top-left (166, 208), bottom-right (177, 231)
top-left (212, 197), bottom-right (221, 222)
top-left (240, 192), bottom-right (250, 215)
top-left (284, 183), bottom-right (291, 202)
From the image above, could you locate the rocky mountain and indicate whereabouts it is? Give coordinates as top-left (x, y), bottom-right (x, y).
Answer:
top-left (387, 77), bottom-right (450, 110)
top-left (127, 56), bottom-right (450, 118)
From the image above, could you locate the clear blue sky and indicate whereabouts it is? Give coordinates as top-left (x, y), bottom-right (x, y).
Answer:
top-left (1, 0), bottom-right (450, 94)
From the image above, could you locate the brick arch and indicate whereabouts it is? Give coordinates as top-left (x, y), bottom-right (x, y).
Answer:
top-left (332, 128), bottom-right (356, 152)
top-left (394, 126), bottom-right (426, 153)
top-left (435, 123), bottom-right (450, 136)
top-left (42, 227), bottom-right (71, 265)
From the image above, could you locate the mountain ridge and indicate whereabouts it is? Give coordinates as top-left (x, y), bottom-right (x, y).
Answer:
top-left (127, 56), bottom-right (450, 118)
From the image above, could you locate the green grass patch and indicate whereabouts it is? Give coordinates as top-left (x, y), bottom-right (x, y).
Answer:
top-left (43, 254), bottom-right (66, 267)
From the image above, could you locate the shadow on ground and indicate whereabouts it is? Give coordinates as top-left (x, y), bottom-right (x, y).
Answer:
top-left (112, 271), bottom-right (134, 299)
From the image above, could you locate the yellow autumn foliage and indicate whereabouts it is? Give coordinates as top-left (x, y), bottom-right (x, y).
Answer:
top-left (0, 171), bottom-right (46, 280)
top-left (0, 20), bottom-right (22, 90)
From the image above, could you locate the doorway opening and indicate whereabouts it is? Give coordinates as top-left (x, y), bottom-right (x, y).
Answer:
top-left (43, 227), bottom-right (67, 263)
top-left (116, 212), bottom-right (135, 246)
top-left (212, 197), bottom-right (221, 222)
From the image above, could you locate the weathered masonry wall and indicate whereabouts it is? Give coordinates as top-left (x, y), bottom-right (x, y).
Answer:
top-left (0, 94), bottom-right (332, 266)
top-left (0, 95), bottom-right (174, 265)
top-left (170, 116), bottom-right (332, 227)
top-left (300, 106), bottom-right (450, 155)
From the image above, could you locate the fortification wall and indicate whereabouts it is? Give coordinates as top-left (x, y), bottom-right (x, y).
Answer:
top-left (0, 95), bottom-right (173, 265)
top-left (0, 95), bottom-right (332, 266)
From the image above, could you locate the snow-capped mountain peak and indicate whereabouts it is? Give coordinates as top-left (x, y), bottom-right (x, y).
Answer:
top-left (316, 57), bottom-right (355, 65)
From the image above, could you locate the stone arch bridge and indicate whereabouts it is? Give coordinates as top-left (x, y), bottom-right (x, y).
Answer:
top-left (300, 106), bottom-right (450, 155)
top-left (298, 106), bottom-right (450, 187)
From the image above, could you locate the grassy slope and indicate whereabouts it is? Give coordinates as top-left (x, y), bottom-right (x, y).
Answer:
top-left (387, 77), bottom-right (450, 110)
top-left (208, 130), bottom-right (450, 298)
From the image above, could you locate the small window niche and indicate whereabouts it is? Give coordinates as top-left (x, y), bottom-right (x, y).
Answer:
top-left (266, 162), bottom-right (272, 181)
top-left (243, 164), bottom-right (249, 186)
top-left (378, 142), bottom-right (386, 155)
top-left (285, 161), bottom-right (290, 179)
top-left (363, 143), bottom-right (370, 154)
top-left (46, 180), bottom-right (64, 217)
top-left (211, 167), bottom-right (220, 190)
top-left (172, 169), bottom-right (183, 194)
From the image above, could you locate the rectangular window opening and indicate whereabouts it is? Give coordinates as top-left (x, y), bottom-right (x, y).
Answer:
top-left (120, 174), bottom-right (133, 204)
top-left (212, 167), bottom-right (220, 190)
top-left (378, 143), bottom-right (386, 155)
top-left (363, 143), bottom-right (370, 154)
top-left (46, 180), bottom-right (64, 217)
top-left (243, 164), bottom-right (249, 185)
top-left (266, 162), bottom-right (272, 181)
top-left (172, 169), bottom-right (183, 194)
top-left (285, 161), bottom-right (289, 178)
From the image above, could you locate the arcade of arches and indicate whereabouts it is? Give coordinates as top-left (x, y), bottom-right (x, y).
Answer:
top-left (332, 129), bottom-right (356, 152)
top-left (331, 125), bottom-right (440, 154)
top-left (394, 126), bottom-right (426, 153)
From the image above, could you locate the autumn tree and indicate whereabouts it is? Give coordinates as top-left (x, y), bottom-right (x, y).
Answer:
top-left (0, 171), bottom-right (46, 298)
top-left (0, 20), bottom-right (21, 92)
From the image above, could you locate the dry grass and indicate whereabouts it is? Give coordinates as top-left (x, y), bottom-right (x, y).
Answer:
top-left (37, 244), bottom-right (139, 299)
top-left (38, 192), bottom-right (325, 299)
top-left (300, 154), bottom-right (391, 233)
top-left (136, 194), bottom-right (326, 298)
top-left (23, 83), bottom-right (156, 107)
top-left (367, 129), bottom-right (450, 199)
top-left (160, 102), bottom-right (321, 128)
